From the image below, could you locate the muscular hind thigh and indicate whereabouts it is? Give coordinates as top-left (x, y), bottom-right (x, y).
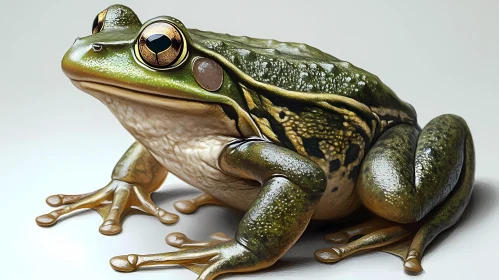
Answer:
top-left (358, 115), bottom-right (467, 224)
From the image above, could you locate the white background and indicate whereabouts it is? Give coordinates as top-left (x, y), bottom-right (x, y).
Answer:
top-left (1, 0), bottom-right (498, 279)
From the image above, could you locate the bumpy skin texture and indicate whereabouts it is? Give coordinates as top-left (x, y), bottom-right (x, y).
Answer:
top-left (220, 140), bottom-right (326, 261)
top-left (189, 29), bottom-right (414, 112)
top-left (35, 4), bottom-right (477, 279)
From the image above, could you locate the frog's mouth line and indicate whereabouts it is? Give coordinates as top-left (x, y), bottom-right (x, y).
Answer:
top-left (70, 80), bottom-right (263, 137)
top-left (71, 80), bottom-right (215, 112)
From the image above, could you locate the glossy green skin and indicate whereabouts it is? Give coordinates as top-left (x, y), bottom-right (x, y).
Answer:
top-left (62, 6), bottom-right (416, 125)
top-left (61, 4), bottom-right (475, 274)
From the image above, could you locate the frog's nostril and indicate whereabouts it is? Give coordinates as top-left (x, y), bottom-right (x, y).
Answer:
top-left (92, 44), bottom-right (103, 52)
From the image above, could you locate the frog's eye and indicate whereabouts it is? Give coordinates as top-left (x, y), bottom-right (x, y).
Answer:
top-left (92, 8), bottom-right (108, 34)
top-left (136, 22), bottom-right (187, 69)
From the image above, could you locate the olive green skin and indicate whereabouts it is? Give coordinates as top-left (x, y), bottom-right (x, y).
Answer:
top-left (59, 4), bottom-right (475, 277)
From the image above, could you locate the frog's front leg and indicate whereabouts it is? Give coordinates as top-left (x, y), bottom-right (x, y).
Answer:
top-left (110, 140), bottom-right (327, 279)
top-left (316, 114), bottom-right (475, 273)
top-left (36, 141), bottom-right (179, 235)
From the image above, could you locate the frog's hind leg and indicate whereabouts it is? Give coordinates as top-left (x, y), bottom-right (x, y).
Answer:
top-left (174, 193), bottom-right (225, 214)
top-left (315, 115), bottom-right (474, 273)
top-left (110, 140), bottom-right (327, 279)
top-left (402, 148), bottom-right (474, 273)
top-left (354, 114), bottom-right (474, 273)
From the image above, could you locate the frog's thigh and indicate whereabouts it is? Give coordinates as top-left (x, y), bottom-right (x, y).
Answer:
top-left (358, 114), bottom-right (475, 272)
top-left (359, 115), bottom-right (473, 223)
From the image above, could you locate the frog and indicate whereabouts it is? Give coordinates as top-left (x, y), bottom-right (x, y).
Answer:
top-left (35, 4), bottom-right (475, 279)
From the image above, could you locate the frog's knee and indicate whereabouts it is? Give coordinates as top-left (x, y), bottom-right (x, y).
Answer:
top-left (426, 114), bottom-right (470, 137)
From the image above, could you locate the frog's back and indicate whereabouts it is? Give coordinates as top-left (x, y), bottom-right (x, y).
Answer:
top-left (189, 28), bottom-right (416, 118)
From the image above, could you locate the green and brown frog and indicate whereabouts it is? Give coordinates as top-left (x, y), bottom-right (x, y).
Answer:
top-left (35, 5), bottom-right (475, 279)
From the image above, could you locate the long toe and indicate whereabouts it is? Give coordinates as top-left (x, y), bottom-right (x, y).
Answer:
top-left (314, 248), bottom-right (343, 263)
top-left (325, 231), bottom-right (350, 244)
top-left (404, 257), bottom-right (423, 274)
top-left (46, 195), bottom-right (64, 206)
top-left (35, 213), bottom-right (57, 226)
top-left (99, 221), bottom-right (122, 235)
top-left (174, 200), bottom-right (196, 214)
top-left (157, 210), bottom-right (179, 224)
top-left (165, 232), bottom-right (188, 247)
top-left (110, 255), bottom-right (138, 272)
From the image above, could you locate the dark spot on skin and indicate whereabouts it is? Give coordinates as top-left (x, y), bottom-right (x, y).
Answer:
top-left (267, 95), bottom-right (306, 113)
top-left (325, 111), bottom-right (346, 130)
top-left (249, 107), bottom-right (297, 152)
top-left (220, 104), bottom-right (242, 135)
top-left (345, 144), bottom-right (361, 166)
top-left (341, 172), bottom-right (345, 177)
top-left (302, 137), bottom-right (325, 159)
top-left (279, 111), bottom-right (286, 119)
top-left (329, 159), bottom-right (341, 173)
top-left (348, 165), bottom-right (361, 180)
top-left (331, 186), bottom-right (339, 192)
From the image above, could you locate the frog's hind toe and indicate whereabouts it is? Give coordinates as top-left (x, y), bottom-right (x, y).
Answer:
top-left (165, 232), bottom-right (231, 249)
top-left (316, 224), bottom-right (411, 265)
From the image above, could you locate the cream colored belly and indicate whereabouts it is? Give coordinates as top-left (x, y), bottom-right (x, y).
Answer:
top-left (314, 176), bottom-right (361, 220)
top-left (96, 93), bottom-right (360, 220)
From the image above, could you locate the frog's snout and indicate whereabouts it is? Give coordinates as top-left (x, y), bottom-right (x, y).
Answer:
top-left (61, 37), bottom-right (91, 81)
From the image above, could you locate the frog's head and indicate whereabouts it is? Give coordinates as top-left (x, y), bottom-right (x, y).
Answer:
top-left (62, 4), bottom-right (259, 137)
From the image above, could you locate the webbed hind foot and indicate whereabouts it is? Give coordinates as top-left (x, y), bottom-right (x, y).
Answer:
top-left (316, 218), bottom-right (412, 265)
top-left (110, 239), bottom-right (264, 280)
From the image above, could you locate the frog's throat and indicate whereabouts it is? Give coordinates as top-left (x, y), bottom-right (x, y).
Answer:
top-left (70, 80), bottom-right (262, 138)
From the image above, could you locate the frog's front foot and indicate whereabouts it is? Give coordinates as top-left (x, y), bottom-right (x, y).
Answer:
top-left (110, 240), bottom-right (263, 280)
top-left (36, 179), bottom-right (178, 235)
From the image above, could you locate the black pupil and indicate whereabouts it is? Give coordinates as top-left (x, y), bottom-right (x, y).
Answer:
top-left (146, 34), bottom-right (172, 53)
top-left (92, 16), bottom-right (99, 31)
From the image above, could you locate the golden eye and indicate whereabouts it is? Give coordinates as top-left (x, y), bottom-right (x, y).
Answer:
top-left (92, 9), bottom-right (108, 34)
top-left (136, 22), bottom-right (187, 69)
